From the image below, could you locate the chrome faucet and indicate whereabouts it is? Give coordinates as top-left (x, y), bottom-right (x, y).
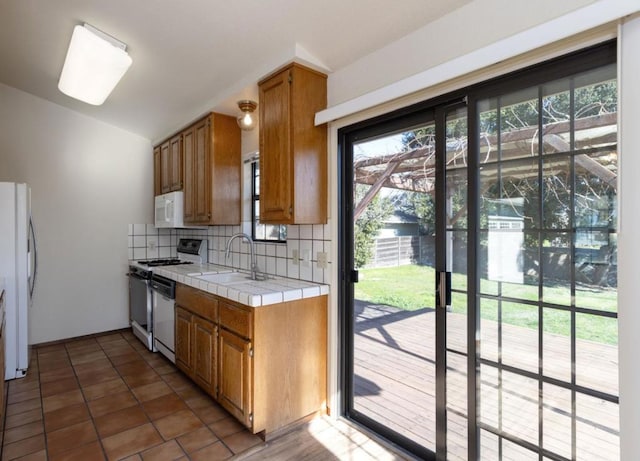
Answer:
top-left (225, 233), bottom-right (262, 281)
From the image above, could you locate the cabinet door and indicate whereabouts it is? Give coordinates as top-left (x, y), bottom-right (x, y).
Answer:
top-left (160, 141), bottom-right (171, 194)
top-left (153, 146), bottom-right (161, 196)
top-left (193, 118), bottom-right (210, 223)
top-left (175, 307), bottom-right (192, 375)
top-left (193, 316), bottom-right (216, 396)
top-left (218, 329), bottom-right (252, 428)
top-left (169, 134), bottom-right (183, 191)
top-left (182, 127), bottom-right (195, 222)
top-left (259, 69), bottom-right (292, 223)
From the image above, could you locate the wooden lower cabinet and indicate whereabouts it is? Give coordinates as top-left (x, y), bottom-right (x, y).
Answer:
top-left (218, 328), bottom-right (252, 427)
top-left (175, 283), bottom-right (327, 438)
top-left (175, 306), bottom-right (193, 374)
top-left (193, 315), bottom-right (216, 395)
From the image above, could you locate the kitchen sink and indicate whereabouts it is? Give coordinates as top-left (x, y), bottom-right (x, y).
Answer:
top-left (195, 272), bottom-right (253, 284)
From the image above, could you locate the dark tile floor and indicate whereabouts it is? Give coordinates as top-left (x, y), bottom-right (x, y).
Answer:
top-left (0, 330), bottom-right (263, 460)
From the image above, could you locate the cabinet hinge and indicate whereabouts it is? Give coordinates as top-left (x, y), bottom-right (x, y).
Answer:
top-left (249, 348), bottom-right (254, 358)
top-left (249, 413), bottom-right (254, 423)
top-left (288, 72), bottom-right (292, 84)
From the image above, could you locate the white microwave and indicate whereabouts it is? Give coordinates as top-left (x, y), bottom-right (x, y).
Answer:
top-left (154, 191), bottom-right (184, 228)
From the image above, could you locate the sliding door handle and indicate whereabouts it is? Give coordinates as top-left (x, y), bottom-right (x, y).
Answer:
top-left (437, 271), bottom-right (451, 309)
top-left (351, 270), bottom-right (359, 283)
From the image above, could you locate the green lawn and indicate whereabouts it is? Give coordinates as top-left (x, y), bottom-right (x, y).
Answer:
top-left (355, 265), bottom-right (618, 345)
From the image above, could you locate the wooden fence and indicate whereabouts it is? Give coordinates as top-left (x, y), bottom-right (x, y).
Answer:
top-left (365, 236), bottom-right (435, 268)
top-left (365, 235), bottom-right (616, 288)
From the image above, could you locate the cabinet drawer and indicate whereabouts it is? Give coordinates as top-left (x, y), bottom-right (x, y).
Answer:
top-left (219, 301), bottom-right (252, 339)
top-left (176, 284), bottom-right (218, 321)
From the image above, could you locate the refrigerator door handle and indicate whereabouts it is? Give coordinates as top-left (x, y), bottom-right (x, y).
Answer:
top-left (29, 216), bottom-right (37, 298)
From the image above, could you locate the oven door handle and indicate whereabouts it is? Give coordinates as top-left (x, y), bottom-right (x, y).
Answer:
top-left (128, 272), bottom-right (150, 282)
top-left (151, 284), bottom-right (175, 299)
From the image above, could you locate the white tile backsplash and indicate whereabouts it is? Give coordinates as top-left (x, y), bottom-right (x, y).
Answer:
top-left (313, 224), bottom-right (324, 240)
top-left (299, 262), bottom-right (312, 282)
top-left (313, 240), bottom-right (324, 259)
top-left (265, 244), bottom-right (276, 257)
top-left (266, 256), bottom-right (276, 274)
top-left (299, 240), bottom-right (312, 258)
top-left (287, 225), bottom-right (299, 239)
top-left (299, 224), bottom-right (313, 240)
top-left (276, 258), bottom-right (287, 277)
top-left (127, 219), bottom-right (333, 283)
top-left (287, 259), bottom-right (300, 279)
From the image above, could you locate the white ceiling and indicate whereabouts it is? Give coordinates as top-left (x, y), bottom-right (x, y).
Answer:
top-left (0, 0), bottom-right (471, 142)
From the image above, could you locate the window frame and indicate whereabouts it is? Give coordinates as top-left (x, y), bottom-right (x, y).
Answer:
top-left (251, 160), bottom-right (287, 243)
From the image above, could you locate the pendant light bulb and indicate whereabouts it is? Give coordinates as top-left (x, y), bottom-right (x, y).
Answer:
top-left (237, 100), bottom-right (257, 131)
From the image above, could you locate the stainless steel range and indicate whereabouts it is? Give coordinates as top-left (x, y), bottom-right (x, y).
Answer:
top-left (127, 238), bottom-right (207, 351)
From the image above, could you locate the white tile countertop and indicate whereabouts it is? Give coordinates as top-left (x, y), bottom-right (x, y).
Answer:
top-left (153, 264), bottom-right (329, 307)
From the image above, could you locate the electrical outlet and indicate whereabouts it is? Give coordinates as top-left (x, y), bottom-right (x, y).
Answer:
top-left (317, 252), bottom-right (328, 269)
top-left (147, 240), bottom-right (156, 251)
top-left (300, 249), bottom-right (311, 268)
top-left (292, 249), bottom-right (300, 265)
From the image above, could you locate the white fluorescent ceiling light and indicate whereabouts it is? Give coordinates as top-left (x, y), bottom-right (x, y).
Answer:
top-left (58, 24), bottom-right (132, 106)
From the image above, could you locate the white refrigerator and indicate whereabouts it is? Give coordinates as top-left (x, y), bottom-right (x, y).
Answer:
top-left (0, 183), bottom-right (36, 380)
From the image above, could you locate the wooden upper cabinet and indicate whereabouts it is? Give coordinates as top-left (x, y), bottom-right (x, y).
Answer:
top-left (259, 70), bottom-right (291, 222)
top-left (258, 63), bottom-right (327, 224)
top-left (160, 141), bottom-right (171, 194)
top-left (169, 134), bottom-right (183, 191)
top-left (153, 146), bottom-right (161, 196)
top-left (182, 128), bottom-right (195, 221)
top-left (156, 135), bottom-right (183, 195)
top-left (183, 113), bottom-right (241, 226)
top-left (193, 118), bottom-right (210, 223)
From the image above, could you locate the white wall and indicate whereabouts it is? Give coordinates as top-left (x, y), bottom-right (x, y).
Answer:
top-left (617, 14), bottom-right (640, 461)
top-left (0, 83), bottom-right (152, 344)
top-left (327, 0), bottom-right (597, 106)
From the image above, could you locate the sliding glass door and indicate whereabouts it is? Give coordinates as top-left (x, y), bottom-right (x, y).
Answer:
top-left (339, 41), bottom-right (618, 461)
top-left (340, 103), bottom-right (468, 460)
top-left (475, 56), bottom-right (619, 461)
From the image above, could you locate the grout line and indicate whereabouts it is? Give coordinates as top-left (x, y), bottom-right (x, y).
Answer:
top-left (63, 337), bottom-right (110, 461)
top-left (97, 333), bottom-right (166, 459)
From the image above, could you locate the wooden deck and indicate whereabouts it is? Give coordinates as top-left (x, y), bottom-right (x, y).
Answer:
top-left (353, 300), bottom-right (619, 460)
